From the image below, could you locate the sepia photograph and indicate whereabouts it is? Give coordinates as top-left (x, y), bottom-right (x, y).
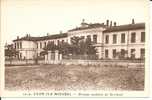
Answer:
top-left (0, 0), bottom-right (150, 97)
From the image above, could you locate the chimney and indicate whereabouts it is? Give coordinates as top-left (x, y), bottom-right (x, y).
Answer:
top-left (106, 20), bottom-right (109, 26)
top-left (132, 19), bottom-right (135, 24)
top-left (82, 19), bottom-right (85, 23)
top-left (17, 36), bottom-right (19, 39)
top-left (110, 21), bottom-right (112, 27)
top-left (47, 33), bottom-right (49, 36)
top-left (60, 30), bottom-right (62, 34)
top-left (114, 22), bottom-right (116, 26)
top-left (26, 34), bottom-right (28, 37)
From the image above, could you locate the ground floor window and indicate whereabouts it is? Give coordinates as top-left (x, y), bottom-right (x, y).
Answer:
top-left (131, 49), bottom-right (135, 59)
top-left (105, 49), bottom-right (109, 58)
top-left (112, 49), bottom-right (116, 58)
top-left (140, 48), bottom-right (145, 59)
top-left (120, 49), bottom-right (126, 59)
top-left (51, 52), bottom-right (55, 60)
top-left (17, 54), bottom-right (19, 59)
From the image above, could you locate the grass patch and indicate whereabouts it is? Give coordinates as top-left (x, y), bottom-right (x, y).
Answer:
top-left (5, 64), bottom-right (144, 91)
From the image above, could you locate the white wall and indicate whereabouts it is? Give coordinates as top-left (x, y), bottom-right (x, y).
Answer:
top-left (67, 27), bottom-right (105, 44)
top-left (103, 29), bottom-right (145, 59)
top-left (14, 40), bottom-right (37, 59)
top-left (13, 28), bottom-right (145, 60)
top-left (36, 37), bottom-right (68, 56)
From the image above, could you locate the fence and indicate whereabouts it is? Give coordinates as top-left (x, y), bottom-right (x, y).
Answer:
top-left (5, 59), bottom-right (36, 65)
top-left (5, 59), bottom-right (144, 68)
top-left (62, 54), bottom-right (98, 60)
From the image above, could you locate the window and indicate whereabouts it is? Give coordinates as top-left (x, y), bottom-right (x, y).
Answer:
top-left (62, 40), bottom-right (64, 44)
top-left (51, 41), bottom-right (54, 45)
top-left (140, 48), bottom-right (145, 59)
top-left (44, 42), bottom-right (47, 48)
top-left (141, 32), bottom-right (145, 42)
top-left (93, 35), bottom-right (97, 43)
top-left (105, 49), bottom-right (109, 58)
top-left (81, 36), bottom-right (85, 39)
top-left (20, 42), bottom-right (22, 49)
top-left (113, 49), bottom-right (116, 58)
top-left (131, 32), bottom-right (136, 43)
top-left (40, 42), bottom-right (42, 49)
top-left (17, 42), bottom-right (19, 49)
top-left (121, 49), bottom-right (125, 59)
top-left (70, 38), bottom-right (72, 43)
top-left (87, 35), bottom-right (91, 41)
top-left (131, 49), bottom-right (135, 59)
top-left (121, 33), bottom-right (125, 43)
top-left (36, 43), bottom-right (38, 48)
top-left (105, 35), bottom-right (109, 44)
top-left (113, 34), bottom-right (117, 44)
top-left (20, 53), bottom-right (22, 59)
top-left (15, 43), bottom-right (16, 49)
top-left (80, 36), bottom-right (85, 42)
top-left (57, 40), bottom-right (60, 45)
top-left (87, 35), bottom-right (91, 38)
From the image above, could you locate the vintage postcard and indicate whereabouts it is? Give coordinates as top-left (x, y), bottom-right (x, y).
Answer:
top-left (0, 0), bottom-right (150, 97)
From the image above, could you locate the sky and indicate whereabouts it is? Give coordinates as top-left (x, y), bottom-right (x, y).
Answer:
top-left (1, 0), bottom-right (149, 43)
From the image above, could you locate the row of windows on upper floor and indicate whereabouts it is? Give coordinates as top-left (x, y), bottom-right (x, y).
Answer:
top-left (37, 39), bottom-right (66, 49)
top-left (105, 32), bottom-right (145, 44)
top-left (14, 39), bottom-right (67, 49)
top-left (70, 35), bottom-right (98, 43)
top-left (38, 35), bottom-right (98, 49)
top-left (14, 42), bottom-right (22, 49)
top-left (14, 32), bottom-right (145, 49)
top-left (69, 31), bottom-right (145, 45)
top-left (33, 32), bottom-right (145, 48)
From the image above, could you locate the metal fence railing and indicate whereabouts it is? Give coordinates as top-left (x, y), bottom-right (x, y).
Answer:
top-left (62, 54), bottom-right (98, 60)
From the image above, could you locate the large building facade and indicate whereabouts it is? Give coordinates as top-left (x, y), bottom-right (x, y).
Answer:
top-left (11, 19), bottom-right (145, 60)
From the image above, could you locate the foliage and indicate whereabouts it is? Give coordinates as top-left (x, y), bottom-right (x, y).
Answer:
top-left (42, 36), bottom-right (97, 58)
top-left (69, 36), bottom-right (97, 55)
top-left (5, 45), bottom-right (19, 58)
top-left (43, 41), bottom-right (58, 51)
top-left (70, 36), bottom-right (84, 55)
top-left (58, 42), bottom-right (71, 55)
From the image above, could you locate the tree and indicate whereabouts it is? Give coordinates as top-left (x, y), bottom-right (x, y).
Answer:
top-left (5, 48), bottom-right (19, 58)
top-left (40, 41), bottom-right (58, 59)
top-left (41, 36), bottom-right (98, 60)
top-left (79, 40), bottom-right (87, 55)
top-left (5, 44), bottom-right (19, 64)
top-left (85, 36), bottom-right (97, 55)
top-left (70, 36), bottom-right (97, 59)
top-left (70, 36), bottom-right (84, 55)
top-left (43, 41), bottom-right (58, 52)
top-left (58, 42), bottom-right (71, 55)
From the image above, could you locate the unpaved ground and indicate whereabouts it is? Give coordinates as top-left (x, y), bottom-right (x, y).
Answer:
top-left (5, 64), bottom-right (144, 91)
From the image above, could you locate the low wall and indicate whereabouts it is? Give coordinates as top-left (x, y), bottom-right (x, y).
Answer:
top-left (5, 59), bottom-right (144, 68)
top-left (58, 60), bottom-right (144, 68)
top-left (5, 60), bottom-right (35, 65)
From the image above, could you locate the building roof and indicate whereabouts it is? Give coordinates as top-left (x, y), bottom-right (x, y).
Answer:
top-left (38, 33), bottom-right (67, 40)
top-left (13, 37), bottom-right (39, 42)
top-left (13, 22), bottom-right (145, 42)
top-left (103, 23), bottom-right (145, 33)
top-left (68, 23), bottom-right (106, 32)
top-left (13, 33), bottom-right (68, 42)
